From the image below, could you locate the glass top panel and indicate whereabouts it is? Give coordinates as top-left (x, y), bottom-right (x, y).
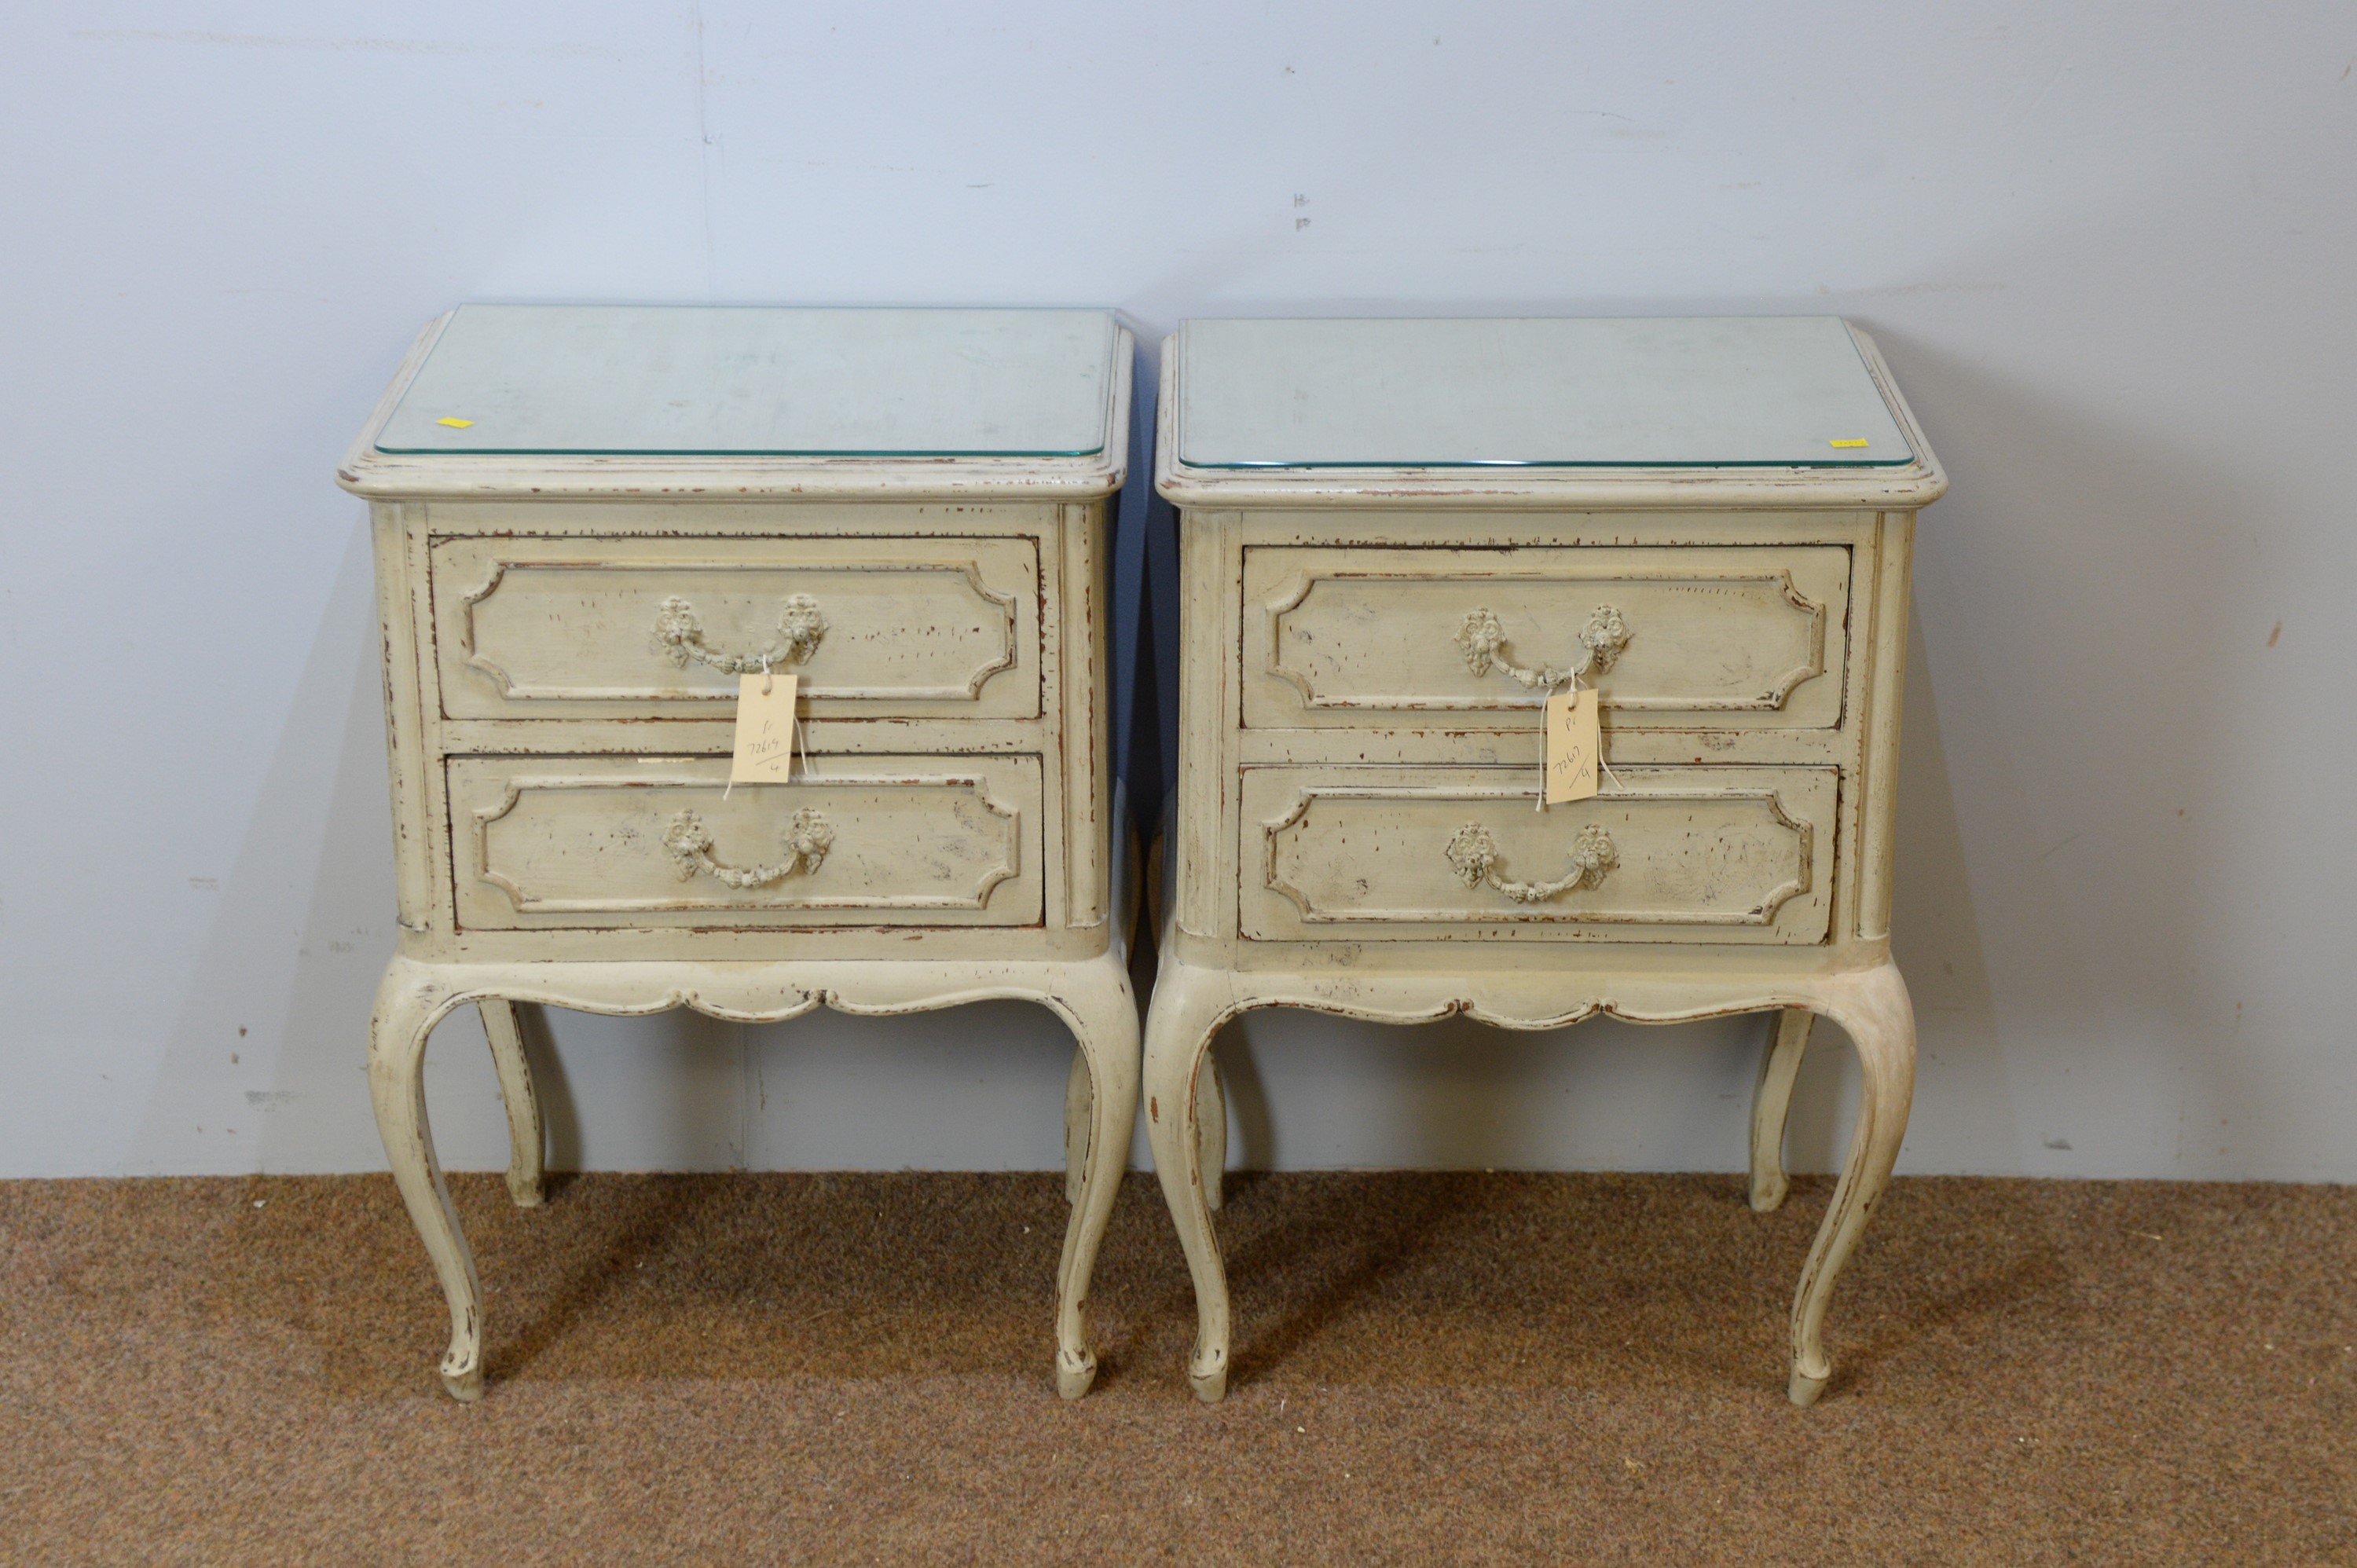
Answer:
top-left (377, 305), bottom-right (1117, 456)
top-left (1177, 316), bottom-right (1912, 468)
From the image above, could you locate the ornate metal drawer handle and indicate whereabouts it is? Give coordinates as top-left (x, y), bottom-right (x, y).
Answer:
top-left (652, 593), bottom-right (828, 675)
top-left (664, 808), bottom-right (834, 888)
top-left (1455, 604), bottom-right (1629, 690)
top-left (1445, 822), bottom-right (1618, 904)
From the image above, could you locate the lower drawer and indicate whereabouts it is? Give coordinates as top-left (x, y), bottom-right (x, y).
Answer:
top-left (449, 755), bottom-right (1041, 930)
top-left (1240, 764), bottom-right (1835, 944)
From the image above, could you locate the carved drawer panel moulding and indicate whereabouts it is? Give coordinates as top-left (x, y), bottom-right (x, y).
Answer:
top-left (343, 305), bottom-right (1136, 1402)
top-left (1244, 764), bottom-right (1831, 943)
top-left (430, 534), bottom-right (1039, 719)
top-left (1242, 544), bottom-right (1850, 731)
top-left (453, 756), bottom-right (1033, 929)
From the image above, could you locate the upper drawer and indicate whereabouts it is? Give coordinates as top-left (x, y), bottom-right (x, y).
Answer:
top-left (1241, 544), bottom-right (1849, 730)
top-left (449, 753), bottom-right (1042, 931)
top-left (430, 535), bottom-right (1040, 720)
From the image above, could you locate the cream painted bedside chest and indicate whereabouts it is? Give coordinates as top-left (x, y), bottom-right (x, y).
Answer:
top-left (1144, 317), bottom-right (1945, 1406)
top-left (338, 305), bottom-right (1138, 1401)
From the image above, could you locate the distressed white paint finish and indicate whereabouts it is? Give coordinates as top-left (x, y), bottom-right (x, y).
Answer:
top-left (1146, 323), bottom-right (1940, 1405)
top-left (343, 314), bottom-right (1137, 1401)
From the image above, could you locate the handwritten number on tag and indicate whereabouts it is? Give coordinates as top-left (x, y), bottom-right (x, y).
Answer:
top-left (1545, 687), bottom-right (1600, 805)
top-left (729, 672), bottom-right (799, 786)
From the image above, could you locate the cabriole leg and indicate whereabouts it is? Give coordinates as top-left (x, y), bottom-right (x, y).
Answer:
top-left (478, 998), bottom-right (545, 1209)
top-left (1787, 965), bottom-right (1916, 1407)
top-left (1749, 1008), bottom-right (1814, 1212)
top-left (369, 961), bottom-right (486, 1402)
top-left (1048, 960), bottom-right (1141, 1400)
top-left (1142, 962), bottom-right (1237, 1402)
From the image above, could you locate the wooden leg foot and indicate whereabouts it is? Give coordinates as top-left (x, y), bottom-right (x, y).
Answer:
top-left (1055, 1346), bottom-right (1098, 1401)
top-left (1188, 1343), bottom-right (1229, 1403)
top-left (441, 1352), bottom-right (486, 1403)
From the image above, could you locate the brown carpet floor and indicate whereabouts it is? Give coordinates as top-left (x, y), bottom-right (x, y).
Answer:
top-left (1, 1171), bottom-right (2352, 1565)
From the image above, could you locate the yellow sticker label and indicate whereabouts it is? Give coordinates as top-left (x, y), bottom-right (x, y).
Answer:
top-left (728, 672), bottom-right (799, 786)
top-left (1827, 438), bottom-right (1868, 449)
top-left (434, 416), bottom-right (475, 429)
top-left (1544, 687), bottom-right (1600, 805)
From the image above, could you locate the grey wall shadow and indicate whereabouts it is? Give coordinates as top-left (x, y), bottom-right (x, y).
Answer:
top-left (1787, 322), bottom-right (2268, 1178)
top-left (735, 1000), bottom-right (1080, 1171)
top-left (1208, 1006), bottom-right (1767, 1176)
top-left (139, 516), bottom-right (415, 1173)
top-left (1779, 599), bottom-right (2002, 1177)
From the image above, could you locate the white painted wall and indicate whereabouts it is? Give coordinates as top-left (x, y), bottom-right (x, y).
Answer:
top-left (4, 2), bottom-right (2352, 1181)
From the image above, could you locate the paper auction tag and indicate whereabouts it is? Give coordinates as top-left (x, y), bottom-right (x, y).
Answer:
top-left (728, 672), bottom-right (799, 786)
top-left (1544, 687), bottom-right (1600, 804)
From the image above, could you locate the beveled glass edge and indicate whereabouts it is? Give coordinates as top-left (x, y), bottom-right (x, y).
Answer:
top-left (1197, 454), bottom-right (1915, 469)
top-left (371, 441), bottom-right (1110, 456)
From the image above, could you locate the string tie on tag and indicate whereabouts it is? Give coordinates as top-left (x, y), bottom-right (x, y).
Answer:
top-left (1578, 669), bottom-right (1627, 795)
top-left (1538, 672), bottom-right (1568, 813)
